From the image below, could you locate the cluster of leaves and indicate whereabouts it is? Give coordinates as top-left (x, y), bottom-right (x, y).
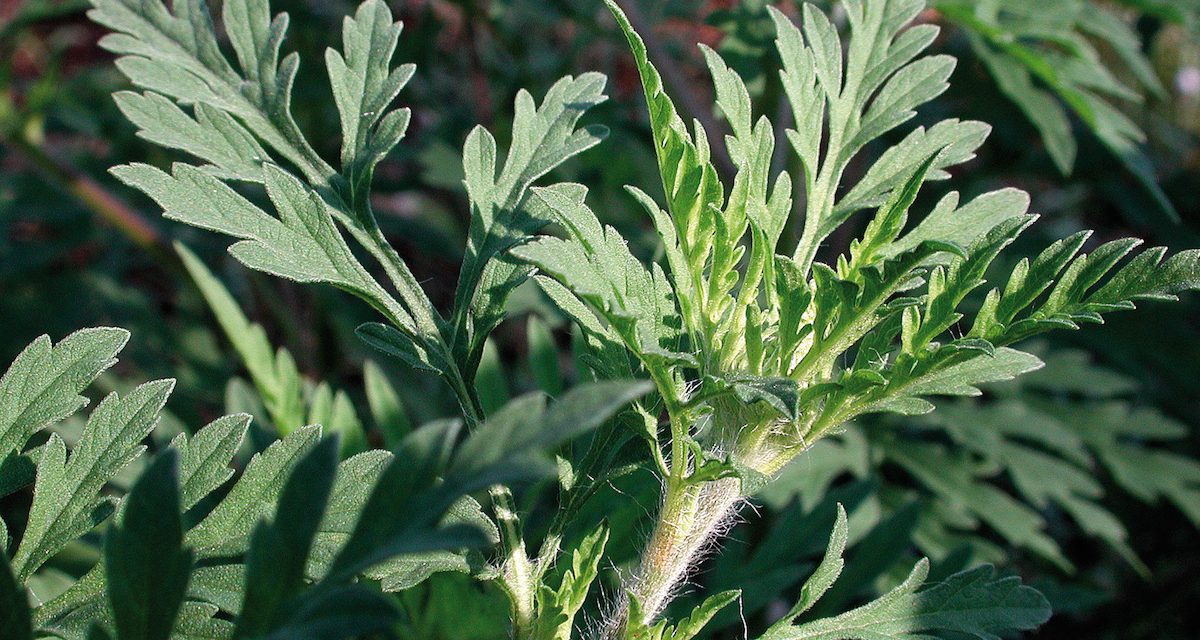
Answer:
top-left (689, 347), bottom-right (1200, 632)
top-left (2, 0), bottom-right (1196, 639)
top-left (875, 346), bottom-right (1200, 574)
top-left (518, 0), bottom-right (1200, 633)
top-left (708, 0), bottom-right (1199, 225)
top-left (91, 0), bottom-right (607, 424)
top-left (0, 328), bottom-right (647, 639)
top-left (525, 0), bottom-right (1199, 489)
top-left (935, 0), bottom-right (1196, 223)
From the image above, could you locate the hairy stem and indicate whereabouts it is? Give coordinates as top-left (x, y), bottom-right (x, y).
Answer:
top-left (607, 477), bottom-right (742, 637)
top-left (491, 485), bottom-right (536, 637)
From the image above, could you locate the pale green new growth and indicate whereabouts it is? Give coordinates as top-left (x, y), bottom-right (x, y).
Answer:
top-left (515, 0), bottom-right (1200, 634)
top-left (530, 524), bottom-right (610, 640)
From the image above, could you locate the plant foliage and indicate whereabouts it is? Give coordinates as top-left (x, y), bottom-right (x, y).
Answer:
top-left (1, 0), bottom-right (1195, 639)
top-left (0, 328), bottom-right (648, 638)
top-left (515, 0), bottom-right (1200, 634)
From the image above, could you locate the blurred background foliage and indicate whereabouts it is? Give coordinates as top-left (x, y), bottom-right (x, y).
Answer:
top-left (2, 0), bottom-right (1199, 637)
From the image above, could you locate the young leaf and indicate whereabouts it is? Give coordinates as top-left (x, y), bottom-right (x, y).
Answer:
top-left (512, 184), bottom-right (688, 375)
top-left (853, 348), bottom-right (1044, 418)
top-left (12, 379), bottom-right (173, 582)
top-left (0, 327), bottom-right (129, 468)
top-left (531, 524), bottom-right (609, 640)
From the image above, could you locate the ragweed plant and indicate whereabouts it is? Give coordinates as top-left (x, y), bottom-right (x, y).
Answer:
top-left (515, 0), bottom-right (1200, 634)
top-left (3, 0), bottom-right (1197, 639)
top-left (89, 0), bottom-right (608, 427)
top-left (0, 328), bottom-right (646, 638)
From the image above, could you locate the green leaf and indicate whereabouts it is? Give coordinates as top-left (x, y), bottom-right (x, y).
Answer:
top-left (325, 0), bottom-right (414, 209)
top-left (0, 328), bottom-right (129, 470)
top-left (938, 0), bottom-right (1179, 222)
top-left (762, 506), bottom-right (1050, 640)
top-left (173, 414), bottom-right (251, 510)
top-left (628, 589), bottom-right (742, 640)
top-left (969, 242), bottom-right (1200, 345)
top-left (368, 496), bottom-right (498, 592)
top-left (176, 243), bottom-right (306, 433)
top-left (0, 551), bottom-right (31, 640)
top-left (32, 413), bottom-right (252, 629)
top-left (604, 0), bottom-right (723, 340)
top-left (94, 0), bottom-right (447, 377)
top-left (667, 590), bottom-right (742, 640)
top-left (256, 584), bottom-right (397, 640)
top-left (837, 120), bottom-right (992, 219)
top-left (112, 92), bottom-right (267, 182)
top-left (104, 449), bottom-right (192, 640)
top-left (328, 381), bottom-right (649, 583)
top-left (12, 379), bottom-right (173, 582)
top-left (769, 0), bottom-right (958, 272)
top-left (1044, 401), bottom-right (1200, 529)
top-left (307, 386), bottom-right (367, 457)
top-left (115, 163), bottom-right (387, 304)
top-left (186, 425), bottom-right (322, 558)
top-left (450, 74), bottom-right (608, 376)
top-left (89, 0), bottom-right (330, 180)
top-left (531, 524), bottom-right (609, 640)
top-left (882, 188), bottom-right (1030, 261)
top-left (527, 315), bottom-right (564, 396)
top-left (701, 374), bottom-right (800, 421)
top-left (476, 338), bottom-right (512, 416)
top-left (860, 348), bottom-right (1044, 417)
top-left (779, 505), bottom-right (848, 623)
top-left (929, 400), bottom-right (1146, 573)
top-left (355, 322), bottom-right (448, 375)
top-left (767, 562), bottom-right (1050, 640)
top-left (886, 440), bottom-right (1069, 569)
top-left (363, 361), bottom-right (411, 449)
top-left (513, 184), bottom-right (687, 375)
top-left (235, 436), bottom-right (340, 638)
